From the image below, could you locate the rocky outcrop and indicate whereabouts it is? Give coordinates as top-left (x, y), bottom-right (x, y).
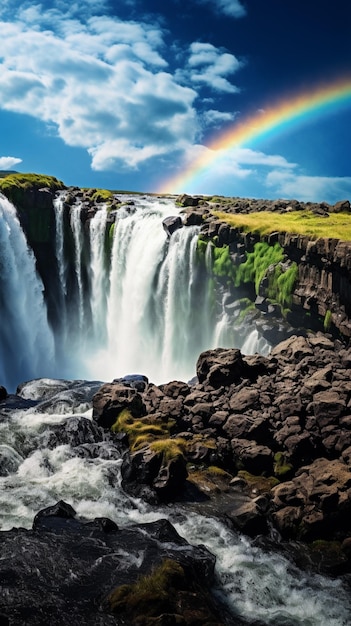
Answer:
top-left (0, 501), bottom-right (235, 626)
top-left (190, 195), bottom-right (351, 342)
top-left (93, 334), bottom-right (351, 551)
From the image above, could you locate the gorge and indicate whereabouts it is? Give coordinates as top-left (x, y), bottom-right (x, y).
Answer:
top-left (0, 175), bottom-right (351, 625)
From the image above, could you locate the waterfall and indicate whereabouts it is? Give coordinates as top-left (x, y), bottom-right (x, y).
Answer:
top-left (0, 194), bottom-right (56, 390)
top-left (89, 205), bottom-right (109, 341)
top-left (0, 193), bottom-right (268, 390)
top-left (70, 204), bottom-right (85, 333)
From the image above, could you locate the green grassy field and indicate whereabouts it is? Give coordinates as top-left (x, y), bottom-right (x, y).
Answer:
top-left (213, 210), bottom-right (351, 241)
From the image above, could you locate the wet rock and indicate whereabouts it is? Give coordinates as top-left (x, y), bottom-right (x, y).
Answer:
top-left (162, 215), bottom-right (183, 237)
top-left (93, 382), bottom-right (145, 429)
top-left (0, 503), bottom-right (225, 626)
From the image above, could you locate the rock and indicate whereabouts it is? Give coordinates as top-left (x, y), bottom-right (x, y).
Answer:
top-left (0, 503), bottom-right (225, 626)
top-left (0, 385), bottom-right (7, 400)
top-left (92, 382), bottom-right (145, 429)
top-left (272, 458), bottom-right (351, 540)
top-left (196, 348), bottom-right (245, 388)
top-left (177, 194), bottom-right (200, 207)
top-left (162, 215), bottom-right (183, 237)
top-left (231, 438), bottom-right (273, 474)
top-left (113, 374), bottom-right (149, 392)
top-left (225, 495), bottom-right (269, 537)
top-left (121, 442), bottom-right (188, 502)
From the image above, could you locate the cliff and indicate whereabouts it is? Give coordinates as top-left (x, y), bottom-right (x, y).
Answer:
top-left (179, 194), bottom-right (351, 343)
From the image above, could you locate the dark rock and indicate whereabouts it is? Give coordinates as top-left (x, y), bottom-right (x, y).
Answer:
top-left (92, 382), bottom-right (145, 429)
top-left (162, 215), bottom-right (183, 237)
top-left (113, 373), bottom-right (149, 392)
top-left (121, 443), bottom-right (188, 502)
top-left (196, 348), bottom-right (245, 388)
top-left (0, 504), bottom-right (225, 626)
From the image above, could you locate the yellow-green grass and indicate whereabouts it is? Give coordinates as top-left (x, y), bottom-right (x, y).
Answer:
top-left (213, 210), bottom-right (351, 242)
top-left (0, 172), bottom-right (64, 193)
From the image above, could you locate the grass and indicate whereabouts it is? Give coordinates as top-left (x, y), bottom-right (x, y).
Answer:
top-left (108, 558), bottom-right (185, 616)
top-left (0, 172), bottom-right (64, 194)
top-left (213, 209), bottom-right (351, 241)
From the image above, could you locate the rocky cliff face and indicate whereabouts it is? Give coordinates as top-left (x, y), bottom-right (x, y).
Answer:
top-left (179, 194), bottom-right (351, 343)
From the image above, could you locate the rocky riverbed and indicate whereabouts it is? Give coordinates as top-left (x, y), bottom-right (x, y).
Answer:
top-left (93, 333), bottom-right (351, 560)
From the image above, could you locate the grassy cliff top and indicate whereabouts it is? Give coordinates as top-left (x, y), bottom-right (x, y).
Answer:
top-left (213, 209), bottom-right (351, 241)
top-left (0, 172), bottom-right (65, 193)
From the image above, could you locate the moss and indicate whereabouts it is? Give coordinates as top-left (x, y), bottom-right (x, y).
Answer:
top-left (273, 452), bottom-right (294, 480)
top-left (187, 466), bottom-right (234, 496)
top-left (212, 244), bottom-right (236, 283)
top-left (235, 242), bottom-right (284, 293)
top-left (149, 438), bottom-right (187, 461)
top-left (207, 465), bottom-right (233, 478)
top-left (90, 188), bottom-right (114, 203)
top-left (111, 409), bottom-right (174, 451)
top-left (238, 470), bottom-right (279, 493)
top-left (324, 309), bottom-right (332, 331)
top-left (108, 558), bottom-right (185, 617)
top-left (0, 172), bottom-right (64, 205)
top-left (237, 297), bottom-right (257, 321)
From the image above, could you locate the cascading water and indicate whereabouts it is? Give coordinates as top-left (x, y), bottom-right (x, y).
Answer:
top-left (89, 205), bottom-right (109, 342)
top-left (0, 193), bottom-right (350, 624)
top-left (52, 194), bottom-right (268, 384)
top-left (0, 386), bottom-right (350, 625)
top-left (0, 194), bottom-right (56, 390)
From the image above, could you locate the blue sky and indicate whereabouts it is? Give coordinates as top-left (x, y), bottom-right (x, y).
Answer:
top-left (0, 0), bottom-right (350, 202)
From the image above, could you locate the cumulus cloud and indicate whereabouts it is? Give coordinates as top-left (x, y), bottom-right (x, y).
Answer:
top-left (0, 4), bottom-right (199, 170)
top-left (266, 170), bottom-right (351, 203)
top-left (0, 156), bottom-right (22, 170)
top-left (202, 109), bottom-right (237, 127)
top-left (195, 0), bottom-right (246, 18)
top-left (185, 42), bottom-right (242, 93)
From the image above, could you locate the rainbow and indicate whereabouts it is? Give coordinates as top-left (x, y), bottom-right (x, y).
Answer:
top-left (158, 76), bottom-right (351, 194)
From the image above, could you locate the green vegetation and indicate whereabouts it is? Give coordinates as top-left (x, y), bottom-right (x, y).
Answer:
top-left (108, 558), bottom-right (185, 617)
top-left (83, 187), bottom-right (114, 203)
top-left (0, 172), bottom-right (64, 200)
top-left (197, 237), bottom-right (298, 312)
top-left (149, 437), bottom-right (187, 461)
top-left (238, 470), bottom-right (279, 492)
top-left (324, 309), bottom-right (333, 331)
top-left (235, 242), bottom-right (284, 293)
top-left (213, 209), bottom-right (351, 241)
top-left (111, 409), bottom-right (174, 452)
top-left (273, 452), bottom-right (294, 480)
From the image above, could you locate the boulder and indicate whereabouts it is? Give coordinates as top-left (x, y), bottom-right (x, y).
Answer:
top-left (92, 382), bottom-right (145, 429)
top-left (121, 442), bottom-right (188, 502)
top-left (196, 348), bottom-right (245, 388)
top-left (0, 503), bottom-right (225, 626)
top-left (272, 458), bottom-right (351, 540)
top-left (162, 215), bottom-right (183, 237)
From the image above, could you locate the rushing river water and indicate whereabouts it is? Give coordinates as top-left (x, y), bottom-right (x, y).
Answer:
top-left (0, 192), bottom-right (350, 623)
top-left (0, 379), bottom-right (350, 625)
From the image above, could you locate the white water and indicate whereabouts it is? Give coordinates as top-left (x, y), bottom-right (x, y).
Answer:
top-left (0, 393), bottom-right (349, 625)
top-left (89, 205), bottom-right (109, 341)
top-left (0, 193), bottom-right (268, 390)
top-left (70, 203), bottom-right (85, 333)
top-left (72, 195), bottom-right (267, 384)
top-left (0, 194), bottom-right (56, 390)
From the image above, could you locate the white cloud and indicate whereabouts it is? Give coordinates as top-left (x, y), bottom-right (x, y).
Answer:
top-left (0, 4), bottom-right (199, 170)
top-left (266, 170), bottom-right (351, 203)
top-left (0, 156), bottom-right (22, 170)
top-left (195, 0), bottom-right (246, 18)
top-left (186, 42), bottom-right (242, 93)
top-left (202, 109), bottom-right (237, 127)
